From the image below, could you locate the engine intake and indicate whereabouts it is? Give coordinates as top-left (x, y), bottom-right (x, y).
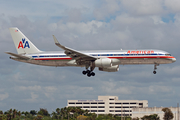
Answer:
top-left (99, 65), bottom-right (119, 72)
top-left (94, 58), bottom-right (112, 67)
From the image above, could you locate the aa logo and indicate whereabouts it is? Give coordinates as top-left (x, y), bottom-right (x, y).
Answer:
top-left (18, 38), bottom-right (30, 49)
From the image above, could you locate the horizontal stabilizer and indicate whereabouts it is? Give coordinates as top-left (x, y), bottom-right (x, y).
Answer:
top-left (5, 52), bottom-right (30, 60)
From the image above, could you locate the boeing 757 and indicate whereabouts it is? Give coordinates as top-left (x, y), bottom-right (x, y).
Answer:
top-left (6, 28), bottom-right (176, 77)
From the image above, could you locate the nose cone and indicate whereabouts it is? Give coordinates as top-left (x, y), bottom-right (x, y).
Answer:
top-left (172, 58), bottom-right (176, 63)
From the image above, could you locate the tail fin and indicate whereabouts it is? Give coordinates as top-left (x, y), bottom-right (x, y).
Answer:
top-left (9, 27), bottom-right (41, 54)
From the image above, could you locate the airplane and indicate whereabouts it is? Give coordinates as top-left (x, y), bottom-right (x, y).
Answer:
top-left (6, 27), bottom-right (176, 77)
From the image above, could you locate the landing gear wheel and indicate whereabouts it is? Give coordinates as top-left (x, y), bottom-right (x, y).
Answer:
top-left (153, 64), bottom-right (159, 74)
top-left (91, 72), bottom-right (95, 76)
top-left (82, 71), bottom-right (87, 75)
top-left (87, 73), bottom-right (91, 77)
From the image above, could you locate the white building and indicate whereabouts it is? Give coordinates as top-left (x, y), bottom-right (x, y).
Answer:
top-left (67, 96), bottom-right (148, 116)
top-left (132, 107), bottom-right (180, 120)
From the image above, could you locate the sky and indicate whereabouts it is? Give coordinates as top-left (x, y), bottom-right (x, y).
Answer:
top-left (1, 0), bottom-right (180, 113)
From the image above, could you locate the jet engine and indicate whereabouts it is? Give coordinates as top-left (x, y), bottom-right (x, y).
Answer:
top-left (94, 58), bottom-right (112, 67)
top-left (99, 65), bottom-right (119, 72)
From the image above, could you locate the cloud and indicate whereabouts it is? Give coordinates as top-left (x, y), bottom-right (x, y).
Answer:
top-left (23, 92), bottom-right (39, 103)
top-left (0, 93), bottom-right (9, 101)
top-left (121, 0), bottom-right (164, 15)
top-left (165, 0), bottom-right (180, 13)
top-left (94, 0), bottom-right (120, 20)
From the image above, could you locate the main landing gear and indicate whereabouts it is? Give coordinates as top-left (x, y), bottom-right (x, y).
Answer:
top-left (82, 70), bottom-right (95, 77)
top-left (153, 64), bottom-right (159, 74)
top-left (82, 64), bottom-right (95, 77)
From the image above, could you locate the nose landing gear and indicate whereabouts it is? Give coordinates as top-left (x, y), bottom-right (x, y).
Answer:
top-left (153, 64), bottom-right (159, 74)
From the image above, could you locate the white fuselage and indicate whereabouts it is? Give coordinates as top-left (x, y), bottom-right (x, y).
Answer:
top-left (10, 49), bottom-right (176, 67)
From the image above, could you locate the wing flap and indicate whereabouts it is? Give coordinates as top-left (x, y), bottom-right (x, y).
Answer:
top-left (5, 52), bottom-right (30, 60)
top-left (53, 35), bottom-right (97, 61)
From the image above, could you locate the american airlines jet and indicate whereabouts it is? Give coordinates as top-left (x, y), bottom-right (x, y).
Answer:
top-left (6, 28), bottom-right (176, 77)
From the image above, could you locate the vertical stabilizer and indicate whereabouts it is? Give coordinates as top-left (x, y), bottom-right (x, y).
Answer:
top-left (9, 28), bottom-right (41, 54)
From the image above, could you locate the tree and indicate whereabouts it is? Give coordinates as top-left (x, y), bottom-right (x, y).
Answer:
top-left (60, 107), bottom-right (65, 120)
top-left (0, 111), bottom-right (3, 115)
top-left (77, 115), bottom-right (87, 120)
top-left (162, 108), bottom-right (174, 120)
top-left (34, 115), bottom-right (43, 120)
top-left (132, 117), bottom-right (139, 120)
top-left (30, 110), bottom-right (37, 116)
top-left (12, 109), bottom-right (17, 119)
top-left (0, 114), bottom-right (7, 120)
top-left (38, 108), bottom-right (50, 116)
top-left (51, 111), bottom-right (57, 119)
top-left (17, 111), bottom-right (21, 120)
top-left (56, 108), bottom-right (60, 120)
top-left (141, 114), bottom-right (160, 120)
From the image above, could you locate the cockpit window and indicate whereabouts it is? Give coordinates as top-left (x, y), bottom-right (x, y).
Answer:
top-left (165, 54), bottom-right (171, 56)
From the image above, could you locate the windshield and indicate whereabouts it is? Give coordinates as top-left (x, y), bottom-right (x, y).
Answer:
top-left (165, 54), bottom-right (171, 56)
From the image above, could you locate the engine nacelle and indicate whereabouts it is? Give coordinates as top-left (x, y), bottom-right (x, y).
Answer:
top-left (94, 58), bottom-right (112, 67)
top-left (99, 65), bottom-right (119, 72)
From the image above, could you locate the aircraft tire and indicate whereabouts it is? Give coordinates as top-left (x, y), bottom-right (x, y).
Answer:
top-left (153, 71), bottom-right (156, 74)
top-left (87, 73), bottom-right (91, 77)
top-left (82, 71), bottom-right (87, 75)
top-left (91, 72), bottom-right (95, 76)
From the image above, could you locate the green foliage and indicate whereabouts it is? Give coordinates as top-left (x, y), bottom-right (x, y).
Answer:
top-left (30, 110), bottom-right (37, 116)
top-left (141, 114), bottom-right (160, 120)
top-left (162, 108), bottom-right (174, 120)
top-left (0, 114), bottom-right (7, 120)
top-left (38, 108), bottom-right (50, 116)
top-left (132, 117), bottom-right (139, 120)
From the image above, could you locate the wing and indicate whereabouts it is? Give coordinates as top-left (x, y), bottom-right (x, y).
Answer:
top-left (53, 35), bottom-right (97, 61)
top-left (5, 52), bottom-right (30, 60)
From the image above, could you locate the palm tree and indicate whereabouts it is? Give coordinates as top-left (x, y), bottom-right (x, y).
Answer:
top-left (0, 110), bottom-right (3, 115)
top-left (51, 111), bottom-right (57, 119)
top-left (56, 108), bottom-right (60, 120)
top-left (17, 111), bottom-right (21, 120)
top-left (67, 107), bottom-right (72, 120)
top-left (13, 109), bottom-right (17, 119)
top-left (60, 107), bottom-right (65, 120)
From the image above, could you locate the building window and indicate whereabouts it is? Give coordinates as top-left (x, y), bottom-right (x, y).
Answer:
top-left (109, 99), bottom-right (114, 100)
top-left (109, 106), bottom-right (114, 108)
top-left (91, 106), bottom-right (97, 108)
top-left (83, 106), bottom-right (90, 108)
top-left (123, 103), bottom-right (129, 104)
top-left (76, 102), bottom-right (82, 104)
top-left (123, 106), bottom-right (129, 108)
top-left (98, 106), bottom-right (105, 108)
top-left (139, 103), bottom-right (143, 105)
top-left (91, 102), bottom-right (97, 104)
top-left (115, 110), bottom-right (121, 112)
top-left (98, 102), bottom-right (105, 104)
top-left (91, 110), bottom-right (97, 112)
top-left (115, 103), bottom-right (121, 104)
top-left (98, 110), bottom-right (105, 112)
top-left (109, 110), bottom-right (114, 112)
top-left (69, 102), bottom-right (75, 104)
top-left (130, 103), bottom-right (136, 104)
top-left (110, 103), bottom-right (114, 104)
top-left (130, 106), bottom-right (136, 108)
top-left (115, 106), bottom-right (121, 108)
top-left (83, 102), bottom-right (90, 104)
